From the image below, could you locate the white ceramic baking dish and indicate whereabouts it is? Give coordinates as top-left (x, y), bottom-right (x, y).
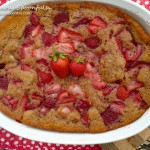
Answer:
top-left (0, 0), bottom-right (150, 145)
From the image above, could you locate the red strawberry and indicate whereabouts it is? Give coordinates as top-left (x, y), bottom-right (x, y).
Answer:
top-left (127, 81), bottom-right (144, 92)
top-left (93, 81), bottom-right (107, 91)
top-left (100, 107), bottom-right (119, 125)
top-left (42, 98), bottom-right (55, 109)
top-left (0, 77), bottom-right (8, 90)
top-left (22, 39), bottom-right (34, 47)
top-left (26, 101), bottom-right (41, 110)
top-left (32, 93), bottom-right (44, 101)
top-left (37, 59), bottom-right (51, 72)
top-left (90, 16), bottom-right (107, 28)
top-left (36, 69), bottom-right (53, 84)
top-left (57, 43), bottom-right (74, 54)
top-left (32, 48), bottom-right (47, 59)
top-left (81, 112), bottom-right (90, 127)
top-left (50, 52), bottom-right (70, 78)
top-left (41, 32), bottom-right (56, 47)
top-left (69, 57), bottom-right (86, 77)
top-left (131, 44), bottom-right (142, 61)
top-left (32, 25), bottom-right (43, 37)
top-left (44, 83), bottom-right (61, 95)
top-left (84, 37), bottom-right (100, 49)
top-left (57, 91), bottom-right (69, 100)
top-left (110, 101), bottom-right (125, 114)
top-left (125, 49), bottom-right (134, 62)
top-left (87, 24), bottom-right (98, 34)
top-left (20, 47), bottom-right (32, 59)
top-left (12, 80), bottom-right (23, 87)
top-left (102, 85), bottom-right (117, 96)
top-left (21, 64), bottom-right (32, 71)
top-left (57, 28), bottom-right (84, 43)
top-left (56, 97), bottom-right (76, 106)
top-left (116, 86), bottom-right (130, 100)
top-left (116, 38), bottom-right (123, 55)
top-left (30, 12), bottom-right (40, 26)
top-left (22, 94), bottom-right (28, 111)
top-left (54, 11), bottom-right (69, 26)
top-left (23, 24), bottom-right (34, 38)
top-left (72, 17), bottom-right (90, 28)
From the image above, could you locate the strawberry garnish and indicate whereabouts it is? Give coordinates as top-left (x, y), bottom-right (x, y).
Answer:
top-left (84, 37), bottom-right (100, 49)
top-left (87, 25), bottom-right (98, 34)
top-left (69, 57), bottom-right (86, 77)
top-left (23, 24), bottom-right (34, 38)
top-left (44, 83), bottom-right (61, 95)
top-left (32, 48), bottom-right (47, 59)
top-left (72, 17), bottom-right (90, 28)
top-left (41, 32), bottom-right (56, 47)
top-left (116, 86), bottom-right (130, 100)
top-left (50, 52), bottom-right (70, 78)
top-left (22, 39), bottom-right (34, 47)
top-left (32, 93), bottom-right (44, 101)
top-left (54, 11), bottom-right (69, 26)
top-left (0, 77), bottom-right (8, 90)
top-left (36, 69), bottom-right (53, 84)
top-left (2, 96), bottom-right (19, 110)
top-left (32, 24), bottom-right (43, 37)
top-left (41, 98), bottom-right (55, 109)
top-left (57, 28), bottom-right (84, 43)
top-left (102, 85), bottom-right (117, 96)
top-left (110, 101), bottom-right (125, 114)
top-left (30, 12), bottom-right (40, 26)
top-left (127, 81), bottom-right (144, 92)
top-left (57, 91), bottom-right (69, 100)
top-left (93, 81), bottom-right (107, 90)
top-left (56, 97), bottom-right (76, 106)
top-left (100, 107), bottom-right (119, 125)
top-left (90, 16), bottom-right (107, 28)
top-left (57, 43), bottom-right (74, 54)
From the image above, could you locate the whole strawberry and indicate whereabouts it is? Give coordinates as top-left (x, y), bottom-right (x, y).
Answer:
top-left (50, 52), bottom-right (69, 78)
top-left (69, 57), bottom-right (86, 77)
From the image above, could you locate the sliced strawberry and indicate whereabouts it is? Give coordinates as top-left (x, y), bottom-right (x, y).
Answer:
top-left (100, 107), bottom-right (119, 125)
top-left (32, 25), bottom-right (43, 37)
top-left (81, 112), bottom-right (90, 127)
top-left (87, 24), bottom-right (98, 34)
top-left (27, 101), bottom-right (40, 110)
top-left (68, 84), bottom-right (86, 99)
top-left (22, 94), bottom-right (28, 111)
top-left (21, 64), bottom-right (32, 71)
top-left (44, 83), bottom-right (61, 95)
top-left (12, 80), bottom-right (23, 87)
top-left (102, 85), bottom-right (117, 96)
top-left (72, 17), bottom-right (90, 28)
top-left (22, 39), bottom-right (34, 47)
top-left (20, 47), bottom-right (31, 59)
top-left (32, 93), bottom-right (44, 101)
top-left (37, 59), bottom-right (49, 66)
top-left (39, 107), bottom-right (49, 115)
top-left (32, 49), bottom-right (47, 59)
top-left (84, 37), bottom-right (100, 49)
top-left (41, 98), bottom-right (55, 108)
top-left (110, 101), bottom-right (125, 114)
top-left (36, 69), bottom-right (53, 84)
top-left (57, 91), bottom-right (69, 100)
top-left (0, 77), bottom-right (8, 90)
top-left (116, 38), bottom-right (123, 55)
top-left (131, 44), bottom-right (142, 61)
top-left (132, 91), bottom-right (148, 109)
top-left (30, 12), bottom-right (40, 26)
top-left (90, 16), bottom-right (107, 28)
top-left (56, 97), bottom-right (76, 106)
top-left (23, 24), bottom-right (34, 38)
top-left (9, 98), bottom-right (19, 110)
top-left (57, 43), bottom-right (74, 54)
top-left (125, 49), bottom-right (134, 62)
top-left (116, 86), bottom-right (130, 100)
top-left (37, 59), bottom-right (51, 72)
top-left (54, 11), bottom-right (69, 26)
top-left (2, 96), bottom-right (10, 106)
top-left (75, 100), bottom-right (91, 113)
top-left (41, 32), bottom-right (56, 47)
top-left (57, 28), bottom-right (84, 43)
top-left (93, 81), bottom-right (106, 91)
top-left (127, 81), bottom-right (144, 92)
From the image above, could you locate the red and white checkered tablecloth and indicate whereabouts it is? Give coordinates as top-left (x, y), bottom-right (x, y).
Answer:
top-left (0, 0), bottom-right (150, 150)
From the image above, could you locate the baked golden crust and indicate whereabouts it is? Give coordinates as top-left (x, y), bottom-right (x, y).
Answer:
top-left (0, 2), bottom-right (150, 133)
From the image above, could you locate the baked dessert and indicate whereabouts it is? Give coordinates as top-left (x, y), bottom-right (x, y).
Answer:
top-left (0, 2), bottom-right (150, 133)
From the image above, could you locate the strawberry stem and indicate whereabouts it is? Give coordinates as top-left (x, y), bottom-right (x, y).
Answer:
top-left (75, 57), bottom-right (85, 63)
top-left (49, 51), bottom-right (67, 62)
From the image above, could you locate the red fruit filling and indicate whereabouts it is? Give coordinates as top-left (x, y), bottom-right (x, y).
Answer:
top-left (84, 37), bottom-right (100, 49)
top-left (116, 86), bottom-right (130, 100)
top-left (0, 77), bottom-right (8, 90)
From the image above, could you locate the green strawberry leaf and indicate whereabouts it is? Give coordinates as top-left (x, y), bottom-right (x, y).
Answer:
top-left (75, 57), bottom-right (85, 63)
top-left (53, 55), bottom-right (58, 62)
